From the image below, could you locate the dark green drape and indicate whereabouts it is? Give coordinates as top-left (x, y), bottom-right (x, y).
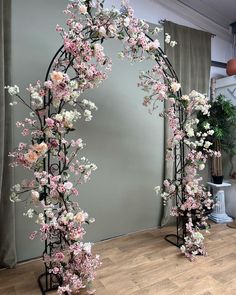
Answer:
top-left (164, 21), bottom-right (211, 94)
top-left (0, 0), bottom-right (17, 267)
top-left (161, 21), bottom-right (211, 226)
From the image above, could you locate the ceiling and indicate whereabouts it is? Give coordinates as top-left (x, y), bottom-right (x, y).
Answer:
top-left (177, 0), bottom-right (236, 29)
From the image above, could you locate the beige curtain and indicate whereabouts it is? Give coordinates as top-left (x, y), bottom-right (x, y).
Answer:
top-left (0, 0), bottom-right (17, 267)
top-left (161, 21), bottom-right (211, 226)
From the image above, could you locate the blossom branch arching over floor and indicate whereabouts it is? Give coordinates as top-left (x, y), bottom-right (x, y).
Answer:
top-left (6, 0), bottom-right (217, 294)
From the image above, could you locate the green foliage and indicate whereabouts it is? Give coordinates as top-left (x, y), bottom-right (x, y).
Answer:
top-left (198, 94), bottom-right (236, 155)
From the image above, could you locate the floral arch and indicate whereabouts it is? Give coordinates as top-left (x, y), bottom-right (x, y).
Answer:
top-left (6, 0), bottom-right (217, 294)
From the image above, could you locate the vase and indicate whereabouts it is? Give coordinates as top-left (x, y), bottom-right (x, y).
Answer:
top-left (226, 58), bottom-right (236, 76)
top-left (212, 175), bottom-right (224, 184)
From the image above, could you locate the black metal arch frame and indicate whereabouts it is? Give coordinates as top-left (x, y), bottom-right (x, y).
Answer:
top-left (37, 34), bottom-right (185, 294)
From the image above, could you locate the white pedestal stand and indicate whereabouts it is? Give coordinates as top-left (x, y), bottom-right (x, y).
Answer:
top-left (207, 182), bottom-right (233, 224)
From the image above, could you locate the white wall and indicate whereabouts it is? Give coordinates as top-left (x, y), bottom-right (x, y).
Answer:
top-left (11, 0), bottom-right (233, 261)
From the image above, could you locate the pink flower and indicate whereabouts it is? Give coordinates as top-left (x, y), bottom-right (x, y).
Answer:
top-left (22, 128), bottom-right (29, 136)
top-left (45, 118), bottom-right (54, 128)
top-left (54, 252), bottom-right (65, 262)
top-left (50, 71), bottom-right (64, 84)
top-left (74, 211), bottom-right (88, 223)
top-left (18, 142), bottom-right (26, 150)
top-left (29, 231), bottom-right (37, 240)
top-left (79, 5), bottom-right (87, 14)
top-left (71, 188), bottom-right (79, 196)
top-left (58, 184), bottom-right (66, 193)
top-left (24, 150), bottom-right (38, 164)
top-left (32, 142), bottom-right (48, 155)
top-left (64, 181), bottom-right (73, 190)
top-left (52, 267), bottom-right (60, 274)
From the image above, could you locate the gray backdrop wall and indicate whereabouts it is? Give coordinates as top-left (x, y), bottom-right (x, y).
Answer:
top-left (12, 0), bottom-right (164, 261)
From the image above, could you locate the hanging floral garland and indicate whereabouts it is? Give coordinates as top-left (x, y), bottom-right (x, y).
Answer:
top-left (6, 0), bottom-right (218, 294)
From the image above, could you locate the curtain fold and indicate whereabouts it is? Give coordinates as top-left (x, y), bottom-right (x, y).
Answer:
top-left (161, 21), bottom-right (211, 226)
top-left (0, 0), bottom-right (17, 268)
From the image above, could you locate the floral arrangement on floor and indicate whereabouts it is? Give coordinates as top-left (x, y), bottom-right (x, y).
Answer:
top-left (6, 0), bottom-right (217, 293)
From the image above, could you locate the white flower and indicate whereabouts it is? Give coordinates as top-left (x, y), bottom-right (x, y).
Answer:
top-left (66, 212), bottom-right (74, 220)
top-left (154, 27), bottom-right (162, 34)
top-left (36, 213), bottom-right (45, 225)
top-left (154, 186), bottom-right (161, 194)
top-left (186, 125), bottom-right (194, 137)
top-left (31, 92), bottom-right (40, 100)
top-left (69, 80), bottom-right (78, 89)
top-left (79, 5), bottom-right (87, 14)
top-left (45, 208), bottom-right (54, 218)
top-left (204, 141), bottom-right (212, 149)
top-left (31, 190), bottom-right (39, 201)
top-left (199, 164), bottom-right (205, 171)
top-left (82, 99), bottom-right (89, 105)
top-left (83, 242), bottom-right (92, 254)
top-left (94, 43), bottom-right (103, 52)
top-left (14, 184), bottom-right (21, 192)
top-left (204, 123), bottom-right (210, 130)
top-left (171, 82), bottom-right (181, 93)
top-left (90, 163), bottom-right (97, 171)
top-left (117, 52), bottom-right (124, 59)
top-left (170, 41), bottom-right (177, 47)
top-left (10, 192), bottom-right (20, 202)
top-left (208, 130), bottom-right (214, 135)
top-left (84, 109), bottom-right (92, 121)
top-left (54, 114), bottom-right (63, 122)
top-left (9, 101), bottom-right (18, 106)
top-left (165, 33), bottom-right (171, 44)
top-left (99, 26), bottom-right (106, 37)
top-left (23, 208), bottom-right (34, 218)
top-left (124, 17), bottom-right (130, 27)
top-left (88, 101), bottom-right (97, 110)
top-left (5, 85), bottom-right (20, 96)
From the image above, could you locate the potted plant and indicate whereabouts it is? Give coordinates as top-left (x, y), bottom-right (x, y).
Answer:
top-left (198, 94), bottom-right (236, 184)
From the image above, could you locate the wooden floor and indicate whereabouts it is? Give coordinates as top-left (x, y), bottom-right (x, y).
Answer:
top-left (0, 224), bottom-right (236, 295)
